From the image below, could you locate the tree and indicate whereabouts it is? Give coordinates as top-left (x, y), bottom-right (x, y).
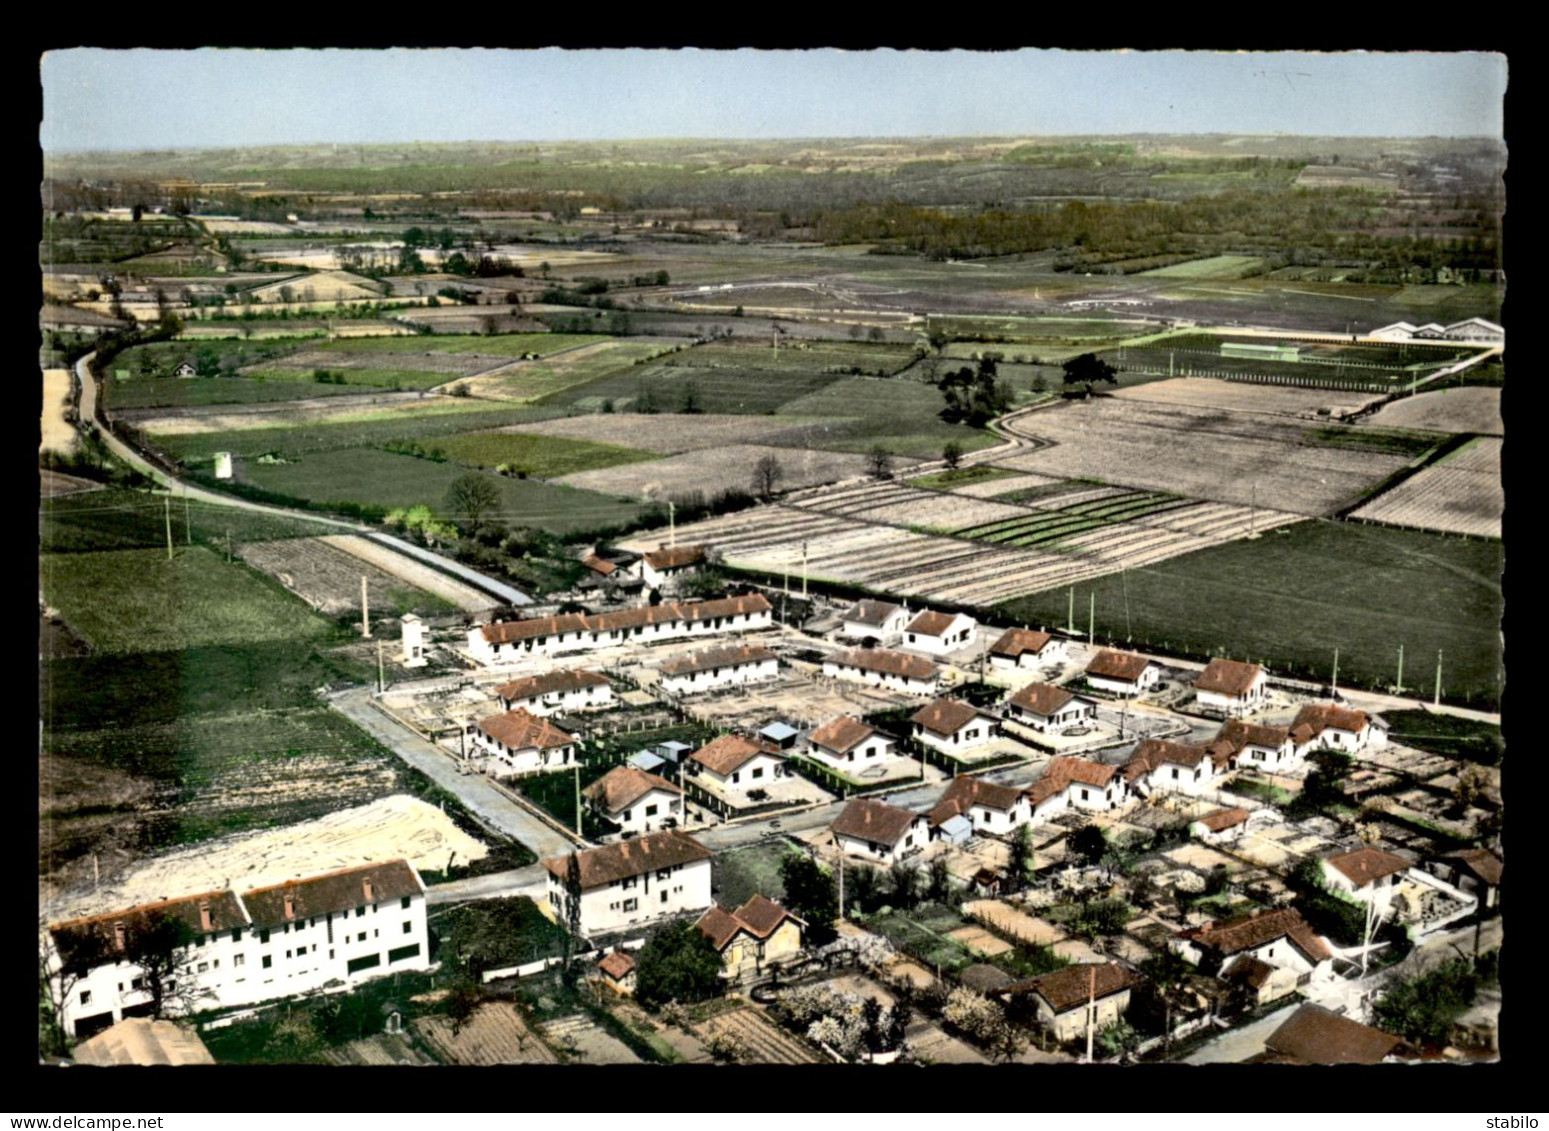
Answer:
top-left (1070, 824), bottom-right (1108, 866)
top-left (444, 473), bottom-right (502, 536)
top-left (560, 852), bottom-right (583, 986)
top-left (40, 930), bottom-right (111, 1056)
top-left (867, 445), bottom-right (892, 480)
top-left (1061, 353), bottom-right (1119, 398)
top-left (779, 853), bottom-right (838, 946)
top-left (635, 919), bottom-right (725, 1009)
top-left (680, 381), bottom-right (703, 414)
top-left (942, 441), bottom-right (963, 472)
top-left (926, 856), bottom-right (953, 904)
top-left (847, 864), bottom-right (880, 915)
top-left (1009, 823), bottom-right (1036, 892)
top-left (887, 860), bottom-right (919, 910)
top-left (752, 453), bottom-right (785, 500)
top-left (123, 911), bottom-right (200, 1020)
top-left (1141, 946), bottom-right (1191, 1052)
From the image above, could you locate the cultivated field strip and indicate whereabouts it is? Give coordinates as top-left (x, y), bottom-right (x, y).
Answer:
top-left (319, 534), bottom-right (499, 613)
top-left (694, 1007), bottom-right (823, 1065)
top-left (948, 472), bottom-right (1068, 498)
top-left (1348, 437), bottom-right (1503, 539)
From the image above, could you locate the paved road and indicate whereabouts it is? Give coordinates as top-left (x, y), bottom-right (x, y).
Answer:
top-left (425, 865), bottom-right (549, 907)
top-left (1182, 1003), bottom-right (1299, 1065)
top-left (330, 686), bottom-right (579, 859)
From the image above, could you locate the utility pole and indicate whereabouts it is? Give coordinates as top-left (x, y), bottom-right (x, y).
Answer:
top-left (1085, 964), bottom-right (1097, 1064)
top-left (575, 763), bottom-right (583, 838)
top-left (183, 491), bottom-right (192, 545)
top-left (1248, 482), bottom-right (1257, 539)
top-left (376, 640), bottom-right (385, 694)
top-left (838, 854), bottom-right (845, 920)
top-left (668, 501), bottom-right (675, 549)
top-left (164, 495), bottom-right (173, 561)
top-left (360, 575), bottom-right (371, 638)
top-left (801, 540), bottom-right (808, 600)
top-left (1395, 644), bottom-right (1405, 695)
top-left (225, 528), bottom-right (233, 564)
top-left (1088, 592), bottom-right (1095, 647)
top-left (1068, 587), bottom-right (1075, 634)
top-left (1434, 650), bottom-right (1443, 707)
top-left (1332, 647), bottom-right (1339, 697)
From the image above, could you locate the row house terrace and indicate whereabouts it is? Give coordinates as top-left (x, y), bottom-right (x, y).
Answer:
top-left (545, 832), bottom-right (713, 937)
top-left (495, 669), bottom-right (616, 717)
top-left (658, 643), bottom-right (779, 697)
top-left (466, 593), bottom-right (773, 665)
top-left (822, 647), bottom-right (942, 696)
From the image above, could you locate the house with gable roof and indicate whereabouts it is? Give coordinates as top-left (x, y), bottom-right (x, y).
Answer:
top-left (823, 647), bottom-right (941, 695)
top-left (1026, 755), bottom-right (1129, 823)
top-left (902, 609), bottom-right (977, 656)
top-left (1084, 649), bottom-right (1162, 697)
top-left (544, 831), bottom-right (714, 936)
top-left (806, 716), bottom-right (899, 772)
top-left (496, 669), bottom-right (615, 716)
top-left (1192, 659), bottom-right (1269, 716)
top-left (686, 734), bottom-right (787, 796)
top-left (1256, 1003), bottom-right (1411, 1064)
top-left (694, 894), bottom-right (806, 980)
top-left (910, 698), bottom-right (1000, 754)
top-left (1206, 718), bottom-right (1298, 772)
top-left (1171, 907), bottom-right (1334, 1004)
top-left (831, 798), bottom-right (929, 865)
top-left (659, 643), bottom-right (778, 696)
top-left (1320, 846), bottom-right (1414, 913)
top-left (469, 709), bottom-right (579, 777)
top-left (928, 775), bottom-right (1030, 838)
top-left (1003, 682), bottom-right (1097, 734)
top-left (1290, 703), bottom-right (1387, 756)
top-left (1122, 738), bottom-right (1221, 797)
top-left (994, 962), bottom-right (1143, 1044)
top-left (988, 627), bottom-right (1066, 671)
top-left (583, 765), bottom-right (683, 835)
top-left (838, 598), bottom-right (910, 642)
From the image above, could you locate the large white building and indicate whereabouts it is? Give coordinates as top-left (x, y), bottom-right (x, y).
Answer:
top-left (544, 832), bottom-right (714, 937)
top-left (469, 709), bottom-right (580, 778)
top-left (46, 861), bottom-right (431, 1041)
top-left (685, 734), bottom-right (788, 796)
top-left (659, 644), bottom-right (779, 697)
top-left (823, 647), bottom-right (941, 696)
top-left (466, 593), bottom-right (773, 665)
top-left (830, 798), bottom-right (929, 865)
top-left (837, 598), bottom-right (911, 643)
top-left (496, 669), bottom-right (616, 716)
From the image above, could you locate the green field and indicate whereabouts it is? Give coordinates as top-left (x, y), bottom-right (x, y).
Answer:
top-left (1138, 255), bottom-right (1267, 279)
top-left (239, 448), bottom-right (645, 534)
top-left (908, 466), bottom-right (1024, 492)
top-left (433, 431), bottom-right (660, 477)
top-left (951, 492), bottom-right (1191, 549)
top-left (244, 365), bottom-right (455, 390)
top-left (928, 314), bottom-right (1145, 345)
top-left (105, 376), bottom-right (368, 409)
top-left (996, 519), bottom-right (1503, 709)
top-left (41, 487), bottom-right (336, 553)
top-left (1302, 426), bottom-right (1448, 458)
top-left (310, 332), bottom-right (605, 356)
top-left (560, 363), bottom-right (839, 414)
top-left (661, 338), bottom-right (916, 376)
top-left (774, 376), bottom-right (1000, 458)
top-left (1380, 709), bottom-right (1504, 766)
top-left (41, 546), bottom-right (336, 653)
top-left (713, 841), bottom-right (794, 908)
top-left (493, 338), bottom-right (681, 401)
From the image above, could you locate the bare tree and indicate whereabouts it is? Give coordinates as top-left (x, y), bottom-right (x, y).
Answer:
top-left (942, 441), bottom-right (964, 472)
top-left (444, 473), bottom-right (503, 535)
top-left (867, 445), bottom-right (893, 480)
top-left (752, 454), bottom-right (785, 500)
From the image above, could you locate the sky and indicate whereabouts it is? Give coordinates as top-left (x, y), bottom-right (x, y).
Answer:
top-left (40, 48), bottom-right (1507, 151)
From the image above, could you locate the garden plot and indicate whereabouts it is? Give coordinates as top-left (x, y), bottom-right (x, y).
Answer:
top-left (481, 412), bottom-right (834, 454)
top-left (254, 348), bottom-right (493, 377)
top-left (998, 398), bottom-right (1410, 515)
top-left (415, 1002), bottom-right (558, 1065)
top-left (1113, 376), bottom-right (1387, 418)
top-left (127, 390), bottom-right (433, 435)
top-left (316, 535), bottom-right (497, 613)
top-left (693, 1007), bottom-right (823, 1064)
top-left (1349, 437), bottom-right (1502, 538)
top-left (465, 337), bottom-right (688, 401)
top-left (1365, 386), bottom-right (1503, 436)
top-left (792, 481), bottom-right (1029, 530)
top-left (948, 472), bottom-right (1068, 499)
top-left (557, 444), bottom-right (875, 499)
top-left (44, 795), bottom-right (487, 924)
top-left (236, 537), bottom-right (451, 618)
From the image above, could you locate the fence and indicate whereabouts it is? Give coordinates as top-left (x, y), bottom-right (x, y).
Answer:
top-left (1121, 364), bottom-right (1394, 394)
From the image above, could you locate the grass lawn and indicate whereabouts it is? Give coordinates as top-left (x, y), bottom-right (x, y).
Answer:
top-left (995, 519), bottom-right (1503, 709)
top-left (1381, 709), bottom-right (1503, 766)
top-left (713, 840), bottom-right (795, 908)
top-left (433, 897), bottom-right (571, 976)
top-left (239, 448), bottom-right (645, 534)
top-left (41, 546), bottom-right (335, 653)
top-left (41, 487), bottom-right (336, 553)
top-left (774, 377), bottom-right (1000, 459)
top-left (104, 376), bottom-right (365, 409)
top-left (433, 431), bottom-right (660, 477)
top-left (1138, 255), bottom-right (1267, 280)
top-left (1302, 425), bottom-right (1448, 458)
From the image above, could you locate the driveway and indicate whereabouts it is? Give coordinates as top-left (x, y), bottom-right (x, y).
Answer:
top-left (1181, 1003), bottom-right (1299, 1065)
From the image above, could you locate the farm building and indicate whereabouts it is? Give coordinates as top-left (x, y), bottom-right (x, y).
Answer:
top-left (994, 962), bottom-right (1142, 1045)
top-left (466, 593), bottom-right (773, 665)
top-left (583, 765), bottom-right (683, 836)
top-left (1122, 738), bottom-right (1221, 797)
top-left (1027, 755), bottom-right (1128, 821)
top-left (902, 609), bottom-right (977, 656)
top-left (1288, 703), bottom-right (1386, 756)
top-left (694, 894), bottom-right (806, 981)
top-left (1206, 719), bottom-right (1298, 772)
top-left (1084, 650), bottom-right (1162, 697)
top-left (1003, 682), bottom-right (1097, 734)
top-left (1258, 1004), bottom-right (1411, 1065)
top-left (544, 832), bottom-right (713, 938)
top-left (837, 598), bottom-right (911, 642)
top-left (823, 648), bottom-right (941, 696)
top-left (658, 643), bottom-right (779, 696)
top-left (496, 669), bottom-right (616, 716)
top-left (1171, 907), bottom-right (1334, 1003)
top-left (686, 733), bottom-right (789, 796)
top-left (469, 709), bottom-right (579, 778)
top-left (1442, 317), bottom-right (1504, 344)
top-left (805, 716), bottom-right (898, 773)
top-left (927, 775), bottom-right (1029, 837)
top-left (909, 698), bottom-right (1000, 754)
top-left (636, 544), bottom-right (707, 592)
top-left (46, 860), bottom-right (431, 1040)
top-left (1425, 848), bottom-right (1503, 910)
top-left (1319, 847), bottom-right (1414, 914)
top-left (1221, 341), bottom-right (1300, 363)
top-left (400, 614), bottom-right (428, 668)
top-left (1369, 322), bottom-right (1419, 342)
top-left (1192, 659), bottom-right (1268, 717)
top-left (830, 798), bottom-right (929, 865)
top-left (988, 627), bottom-right (1065, 670)
top-left (172, 361), bottom-right (197, 378)
top-left (594, 949), bottom-right (637, 996)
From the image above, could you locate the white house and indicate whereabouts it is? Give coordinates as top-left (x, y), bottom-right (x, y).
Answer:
top-left (1206, 718), bottom-right (1299, 772)
top-left (637, 544), bottom-right (706, 592)
top-left (909, 698), bottom-right (1000, 754)
top-left (1189, 807), bottom-right (1253, 846)
top-left (995, 962), bottom-right (1142, 1045)
top-left (901, 609), bottom-right (977, 656)
top-left (927, 775), bottom-right (1030, 837)
top-left (805, 716), bottom-right (899, 773)
top-left (583, 765), bottom-right (683, 835)
top-left (469, 709), bottom-right (580, 778)
top-left (1369, 322), bottom-right (1419, 342)
top-left (544, 832), bottom-right (714, 937)
top-left (823, 647), bottom-right (941, 696)
top-left (1084, 650), bottom-right (1162, 697)
top-left (1003, 682), bottom-right (1097, 733)
top-left (1442, 318), bottom-right (1504, 345)
top-left (837, 598), bottom-right (911, 642)
top-left (1290, 703), bottom-right (1387, 756)
top-left (659, 644), bottom-right (779, 696)
top-left (1122, 738), bottom-right (1220, 797)
top-left (1192, 659), bottom-right (1269, 716)
top-left (466, 593), bottom-right (773, 665)
top-left (46, 861), bottom-right (430, 1041)
top-left (987, 627), bottom-right (1066, 671)
top-left (830, 798), bottom-right (929, 865)
top-left (686, 734), bottom-right (788, 796)
top-left (1026, 755), bottom-right (1128, 822)
top-left (1320, 847), bottom-right (1413, 915)
top-left (1172, 907), bottom-right (1334, 1002)
top-left (496, 669), bottom-right (616, 716)
top-left (400, 614), bottom-right (428, 669)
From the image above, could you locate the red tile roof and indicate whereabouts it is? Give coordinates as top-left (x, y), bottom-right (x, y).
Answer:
top-left (831, 798), bottom-right (923, 847)
top-left (1027, 755), bottom-right (1117, 804)
top-left (689, 734), bottom-right (782, 777)
top-left (660, 643), bottom-right (776, 678)
top-left (1123, 738), bottom-right (1213, 781)
top-left (1264, 1004), bottom-right (1408, 1065)
top-left (695, 894), bottom-right (803, 951)
top-left (809, 716), bottom-right (880, 755)
top-left (478, 594), bottom-right (771, 645)
top-left (477, 709), bottom-right (577, 751)
top-left (1193, 807), bottom-right (1251, 833)
top-left (1008, 682), bottom-right (1084, 717)
top-left (1086, 650), bottom-right (1154, 682)
top-left (1324, 847), bottom-right (1412, 888)
top-left (906, 609), bottom-right (965, 637)
top-left (1207, 718), bottom-right (1291, 759)
top-left (583, 765), bottom-right (681, 815)
top-left (842, 599), bottom-right (902, 627)
top-left (928, 774), bottom-right (1025, 826)
top-left (1194, 658), bottom-right (1264, 698)
top-left (1290, 703), bottom-right (1371, 744)
top-left (496, 668), bottom-right (611, 702)
top-left (479, 612), bottom-right (590, 645)
top-left (597, 950), bottom-right (637, 980)
top-left (827, 647), bottom-right (940, 682)
top-left (642, 544), bottom-right (706, 571)
top-left (581, 554), bottom-right (618, 576)
top-left (1222, 954), bottom-right (1278, 992)
top-left (990, 627), bottom-right (1054, 659)
top-left (1439, 847), bottom-right (1503, 887)
top-left (49, 890), bottom-right (249, 963)
top-left (243, 860), bottom-right (422, 926)
top-left (910, 697), bottom-right (990, 737)
top-left (1000, 962), bottom-right (1141, 1014)
top-left (1176, 907), bottom-right (1332, 964)
top-left (543, 831), bottom-right (713, 891)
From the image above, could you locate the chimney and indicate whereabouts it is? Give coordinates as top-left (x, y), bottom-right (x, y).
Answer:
top-left (283, 892), bottom-right (296, 921)
top-left (113, 920), bottom-right (126, 951)
top-left (199, 900), bottom-right (213, 932)
top-left (363, 878), bottom-right (375, 902)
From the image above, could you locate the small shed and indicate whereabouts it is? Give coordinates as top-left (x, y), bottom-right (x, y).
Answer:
top-left (655, 741), bottom-right (693, 765)
top-left (760, 722), bottom-right (800, 750)
top-left (173, 361), bottom-right (197, 377)
top-left (937, 814), bottom-right (973, 845)
top-left (628, 750), bottom-right (667, 773)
